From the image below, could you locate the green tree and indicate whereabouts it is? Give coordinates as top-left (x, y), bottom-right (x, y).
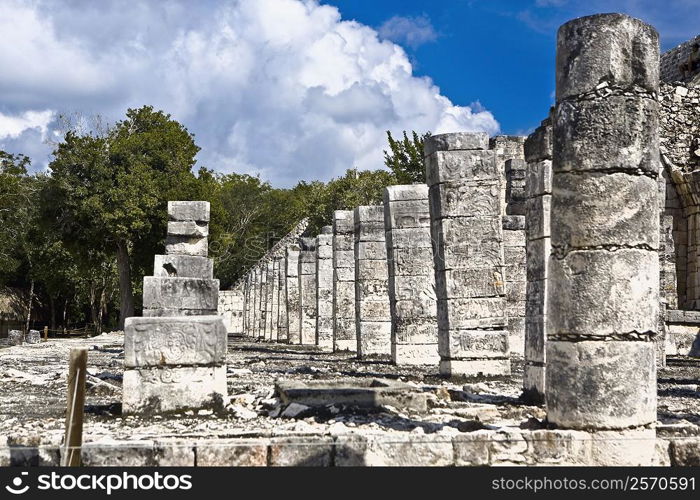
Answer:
top-left (383, 130), bottom-right (431, 184)
top-left (47, 106), bottom-right (201, 329)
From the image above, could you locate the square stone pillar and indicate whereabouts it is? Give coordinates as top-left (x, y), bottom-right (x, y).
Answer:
top-left (316, 227), bottom-right (334, 350)
top-left (425, 132), bottom-right (510, 377)
top-left (276, 255), bottom-right (289, 342)
top-left (523, 117), bottom-right (553, 402)
top-left (124, 201), bottom-right (227, 415)
top-left (384, 185), bottom-right (439, 365)
top-left (333, 210), bottom-right (357, 352)
top-left (286, 244), bottom-right (302, 344)
top-left (354, 206), bottom-right (391, 357)
top-left (258, 263), bottom-right (268, 340)
top-left (269, 259), bottom-right (280, 341)
top-left (299, 237), bottom-right (317, 345)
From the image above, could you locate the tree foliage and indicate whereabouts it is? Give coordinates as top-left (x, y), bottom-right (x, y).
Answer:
top-left (383, 130), bottom-right (430, 184)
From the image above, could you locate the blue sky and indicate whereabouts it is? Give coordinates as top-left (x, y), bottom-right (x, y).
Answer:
top-left (0, 0), bottom-right (696, 186)
top-left (326, 0), bottom-right (699, 136)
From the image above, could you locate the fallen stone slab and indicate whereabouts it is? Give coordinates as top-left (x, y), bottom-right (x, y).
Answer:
top-left (275, 378), bottom-right (429, 412)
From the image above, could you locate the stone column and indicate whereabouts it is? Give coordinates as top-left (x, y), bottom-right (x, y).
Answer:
top-left (124, 201), bottom-right (227, 414)
top-left (426, 132), bottom-right (510, 377)
top-left (299, 237), bottom-right (317, 345)
top-left (333, 210), bottom-right (357, 352)
top-left (258, 263), bottom-right (267, 340)
top-left (547, 14), bottom-right (659, 434)
top-left (354, 206), bottom-right (391, 357)
top-left (523, 117), bottom-right (553, 402)
top-left (252, 267), bottom-right (261, 338)
top-left (384, 185), bottom-right (439, 365)
top-left (316, 226), bottom-right (334, 350)
top-left (243, 273), bottom-right (251, 336)
top-left (503, 159), bottom-right (527, 355)
top-left (269, 259), bottom-right (280, 341)
top-left (276, 254), bottom-right (289, 342)
top-left (286, 244), bottom-right (302, 344)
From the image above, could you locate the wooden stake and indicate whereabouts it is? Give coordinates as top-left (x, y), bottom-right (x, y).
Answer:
top-left (61, 348), bottom-right (87, 466)
top-left (43, 326), bottom-right (48, 341)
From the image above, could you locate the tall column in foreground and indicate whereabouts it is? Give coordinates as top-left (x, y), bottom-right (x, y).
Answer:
top-left (333, 210), bottom-right (357, 352)
top-left (384, 185), bottom-right (439, 365)
top-left (316, 226), bottom-right (334, 350)
top-left (547, 14), bottom-right (659, 435)
top-left (354, 206), bottom-right (391, 357)
top-left (299, 237), bottom-right (318, 345)
top-left (426, 132), bottom-right (510, 377)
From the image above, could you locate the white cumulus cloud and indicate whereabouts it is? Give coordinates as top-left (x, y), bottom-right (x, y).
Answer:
top-left (0, 0), bottom-right (500, 186)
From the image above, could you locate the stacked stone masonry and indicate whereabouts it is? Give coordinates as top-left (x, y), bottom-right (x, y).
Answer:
top-left (125, 201), bottom-right (227, 415)
top-left (316, 226), bottom-right (334, 350)
top-left (384, 185), bottom-right (439, 365)
top-left (546, 13), bottom-right (660, 431)
top-left (354, 206), bottom-right (392, 357)
top-left (332, 210), bottom-right (357, 352)
top-left (425, 132), bottom-right (511, 377)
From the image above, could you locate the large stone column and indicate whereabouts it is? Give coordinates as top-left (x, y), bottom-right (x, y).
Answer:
top-left (354, 206), bottom-right (391, 357)
top-left (124, 201), bottom-right (226, 414)
top-left (299, 237), bottom-right (317, 345)
top-left (547, 14), bottom-right (659, 434)
top-left (523, 117), bottom-right (553, 402)
top-left (316, 226), bottom-right (334, 350)
top-left (384, 185), bottom-right (439, 365)
top-left (276, 254), bottom-right (289, 342)
top-left (425, 132), bottom-right (510, 377)
top-left (243, 273), bottom-right (252, 336)
top-left (286, 244), bottom-right (301, 344)
top-left (259, 261), bottom-right (269, 340)
top-left (333, 210), bottom-right (357, 352)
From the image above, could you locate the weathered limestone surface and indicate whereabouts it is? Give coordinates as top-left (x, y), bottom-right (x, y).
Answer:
top-left (218, 287), bottom-right (244, 334)
top-left (124, 201), bottom-right (226, 415)
top-left (268, 259), bottom-right (279, 341)
top-left (523, 117), bottom-right (553, 401)
top-left (286, 245), bottom-right (301, 344)
top-left (25, 330), bottom-right (41, 344)
top-left (384, 185), bottom-right (439, 365)
top-left (333, 211), bottom-right (357, 352)
top-left (354, 206), bottom-right (391, 357)
top-left (316, 227), bottom-right (334, 350)
top-left (143, 277), bottom-right (219, 315)
top-left (299, 238), bottom-right (317, 345)
top-left (8, 330), bottom-right (22, 346)
top-left (276, 255), bottom-right (288, 342)
top-left (124, 316), bottom-right (227, 368)
top-left (547, 14), bottom-right (659, 432)
top-left (426, 133), bottom-right (510, 377)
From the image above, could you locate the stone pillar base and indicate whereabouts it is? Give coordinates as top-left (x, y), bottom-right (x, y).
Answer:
top-left (439, 358), bottom-right (510, 378)
top-left (392, 343), bottom-right (440, 366)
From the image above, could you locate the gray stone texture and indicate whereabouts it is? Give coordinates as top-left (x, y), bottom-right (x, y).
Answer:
top-left (354, 206), bottom-right (391, 357)
top-left (124, 201), bottom-right (225, 415)
top-left (316, 228), bottom-right (334, 350)
top-left (333, 211), bottom-right (357, 352)
top-left (426, 133), bottom-right (510, 377)
top-left (286, 245), bottom-right (302, 344)
top-left (384, 185), bottom-right (439, 365)
top-left (298, 238), bottom-right (317, 345)
top-left (547, 14), bottom-right (659, 430)
top-left (523, 119), bottom-right (553, 402)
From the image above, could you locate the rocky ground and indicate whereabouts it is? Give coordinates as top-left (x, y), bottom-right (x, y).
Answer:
top-left (0, 332), bottom-right (698, 465)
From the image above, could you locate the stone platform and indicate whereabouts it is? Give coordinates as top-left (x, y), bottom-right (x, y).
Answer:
top-left (0, 333), bottom-right (698, 465)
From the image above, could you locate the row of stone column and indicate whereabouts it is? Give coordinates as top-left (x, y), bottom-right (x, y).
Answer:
top-left (235, 13), bottom-right (661, 437)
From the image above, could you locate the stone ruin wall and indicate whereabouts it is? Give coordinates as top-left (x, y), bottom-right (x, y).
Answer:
top-left (660, 34), bottom-right (700, 84)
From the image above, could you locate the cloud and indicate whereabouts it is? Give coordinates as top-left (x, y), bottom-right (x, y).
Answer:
top-left (377, 14), bottom-right (438, 49)
top-left (0, 110), bottom-right (54, 140)
top-left (0, 0), bottom-right (499, 186)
